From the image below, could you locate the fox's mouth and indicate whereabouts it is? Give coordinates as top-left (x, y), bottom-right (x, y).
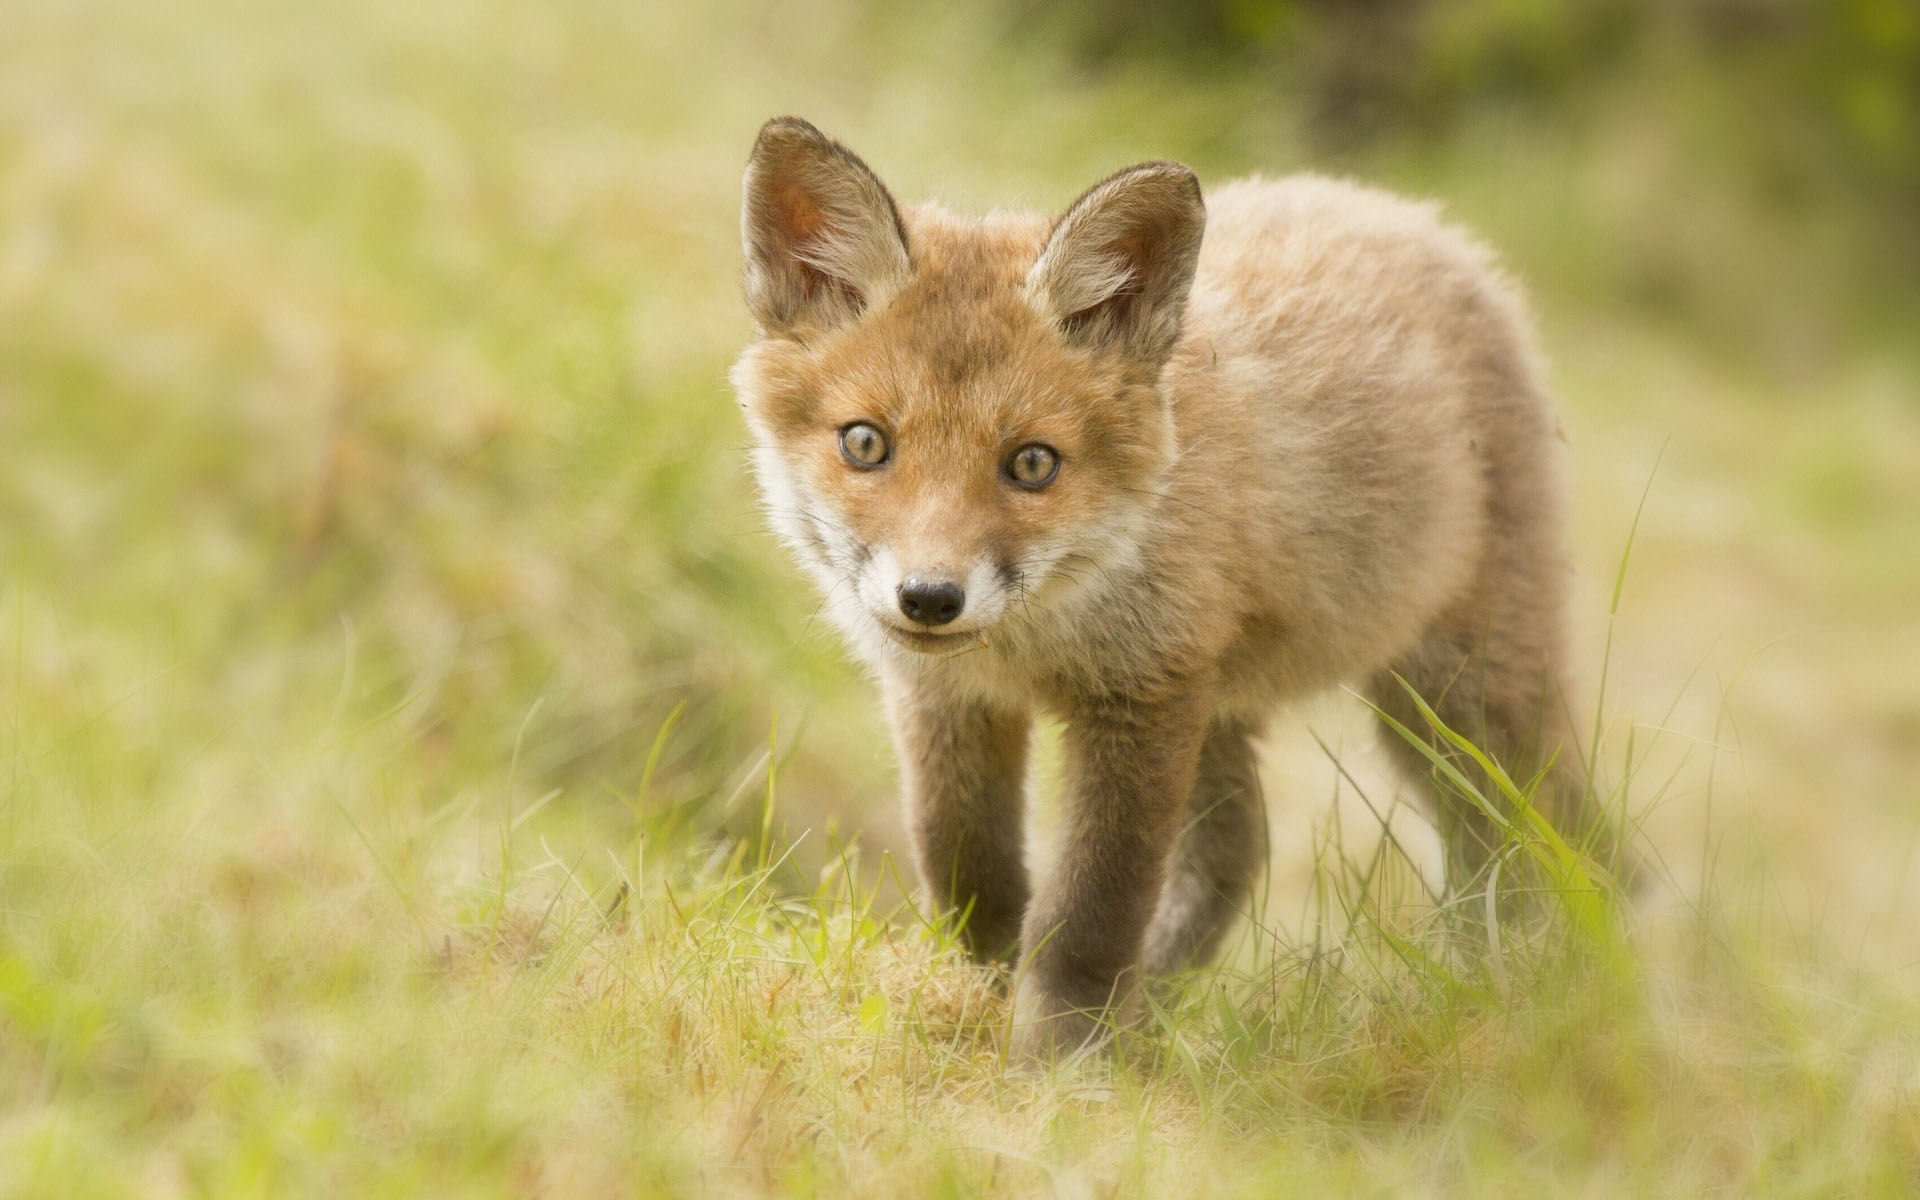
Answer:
top-left (880, 624), bottom-right (980, 654)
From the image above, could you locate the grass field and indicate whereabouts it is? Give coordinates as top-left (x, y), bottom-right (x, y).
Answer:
top-left (4, 0), bottom-right (1920, 1194)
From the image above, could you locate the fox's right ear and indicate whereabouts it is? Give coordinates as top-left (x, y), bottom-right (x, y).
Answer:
top-left (741, 118), bottom-right (911, 335)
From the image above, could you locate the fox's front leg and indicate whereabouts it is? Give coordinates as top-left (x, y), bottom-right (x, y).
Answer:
top-left (1014, 687), bottom-right (1211, 1059)
top-left (885, 678), bottom-right (1032, 962)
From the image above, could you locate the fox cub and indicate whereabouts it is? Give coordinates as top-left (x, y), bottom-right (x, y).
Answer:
top-left (732, 117), bottom-right (1625, 1058)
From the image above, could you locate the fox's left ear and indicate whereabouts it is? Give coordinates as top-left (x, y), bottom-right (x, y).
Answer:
top-left (1027, 161), bottom-right (1205, 365)
top-left (741, 117), bottom-right (911, 335)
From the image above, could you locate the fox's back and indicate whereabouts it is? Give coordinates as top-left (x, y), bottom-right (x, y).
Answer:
top-left (1185, 173), bottom-right (1549, 428)
top-left (1148, 174), bottom-right (1565, 708)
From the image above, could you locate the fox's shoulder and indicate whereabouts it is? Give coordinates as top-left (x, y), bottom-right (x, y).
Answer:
top-left (1198, 172), bottom-right (1507, 288)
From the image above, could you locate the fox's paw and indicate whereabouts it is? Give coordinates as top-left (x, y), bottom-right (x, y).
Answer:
top-left (1010, 978), bottom-right (1114, 1066)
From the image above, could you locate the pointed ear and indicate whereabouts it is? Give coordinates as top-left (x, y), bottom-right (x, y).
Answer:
top-left (741, 117), bottom-right (911, 335)
top-left (1027, 161), bottom-right (1204, 364)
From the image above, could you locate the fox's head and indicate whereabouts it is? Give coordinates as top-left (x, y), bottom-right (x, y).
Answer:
top-left (730, 117), bottom-right (1204, 662)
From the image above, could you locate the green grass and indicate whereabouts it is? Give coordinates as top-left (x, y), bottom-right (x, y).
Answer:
top-left (4, 0), bottom-right (1920, 1194)
top-left (8, 633), bottom-right (1920, 1195)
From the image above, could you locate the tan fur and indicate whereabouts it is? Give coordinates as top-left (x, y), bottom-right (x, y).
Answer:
top-left (732, 118), bottom-right (1626, 1059)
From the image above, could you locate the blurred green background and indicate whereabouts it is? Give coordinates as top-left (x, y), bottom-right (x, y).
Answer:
top-left (5, 0), bottom-right (1920, 1190)
top-left (0, 0), bottom-right (1912, 940)
top-left (6, 0), bottom-right (1919, 889)
top-left (4, 0), bottom-right (1917, 895)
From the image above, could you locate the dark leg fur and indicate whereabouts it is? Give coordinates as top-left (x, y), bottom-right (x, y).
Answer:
top-left (888, 690), bottom-right (1032, 962)
top-left (1142, 719), bottom-right (1268, 978)
top-left (1368, 629), bottom-right (1634, 892)
top-left (1013, 690), bottom-right (1211, 1057)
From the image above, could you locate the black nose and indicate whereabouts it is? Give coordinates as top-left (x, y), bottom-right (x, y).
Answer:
top-left (897, 577), bottom-right (965, 627)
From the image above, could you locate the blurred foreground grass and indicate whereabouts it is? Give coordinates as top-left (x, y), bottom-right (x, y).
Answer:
top-left (3, 0), bottom-right (1920, 1194)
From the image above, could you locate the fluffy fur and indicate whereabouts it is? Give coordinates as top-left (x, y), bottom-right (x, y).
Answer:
top-left (731, 117), bottom-right (1626, 1059)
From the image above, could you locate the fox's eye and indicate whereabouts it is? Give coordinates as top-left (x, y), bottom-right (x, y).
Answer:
top-left (1005, 443), bottom-right (1060, 489)
top-left (839, 422), bottom-right (889, 468)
